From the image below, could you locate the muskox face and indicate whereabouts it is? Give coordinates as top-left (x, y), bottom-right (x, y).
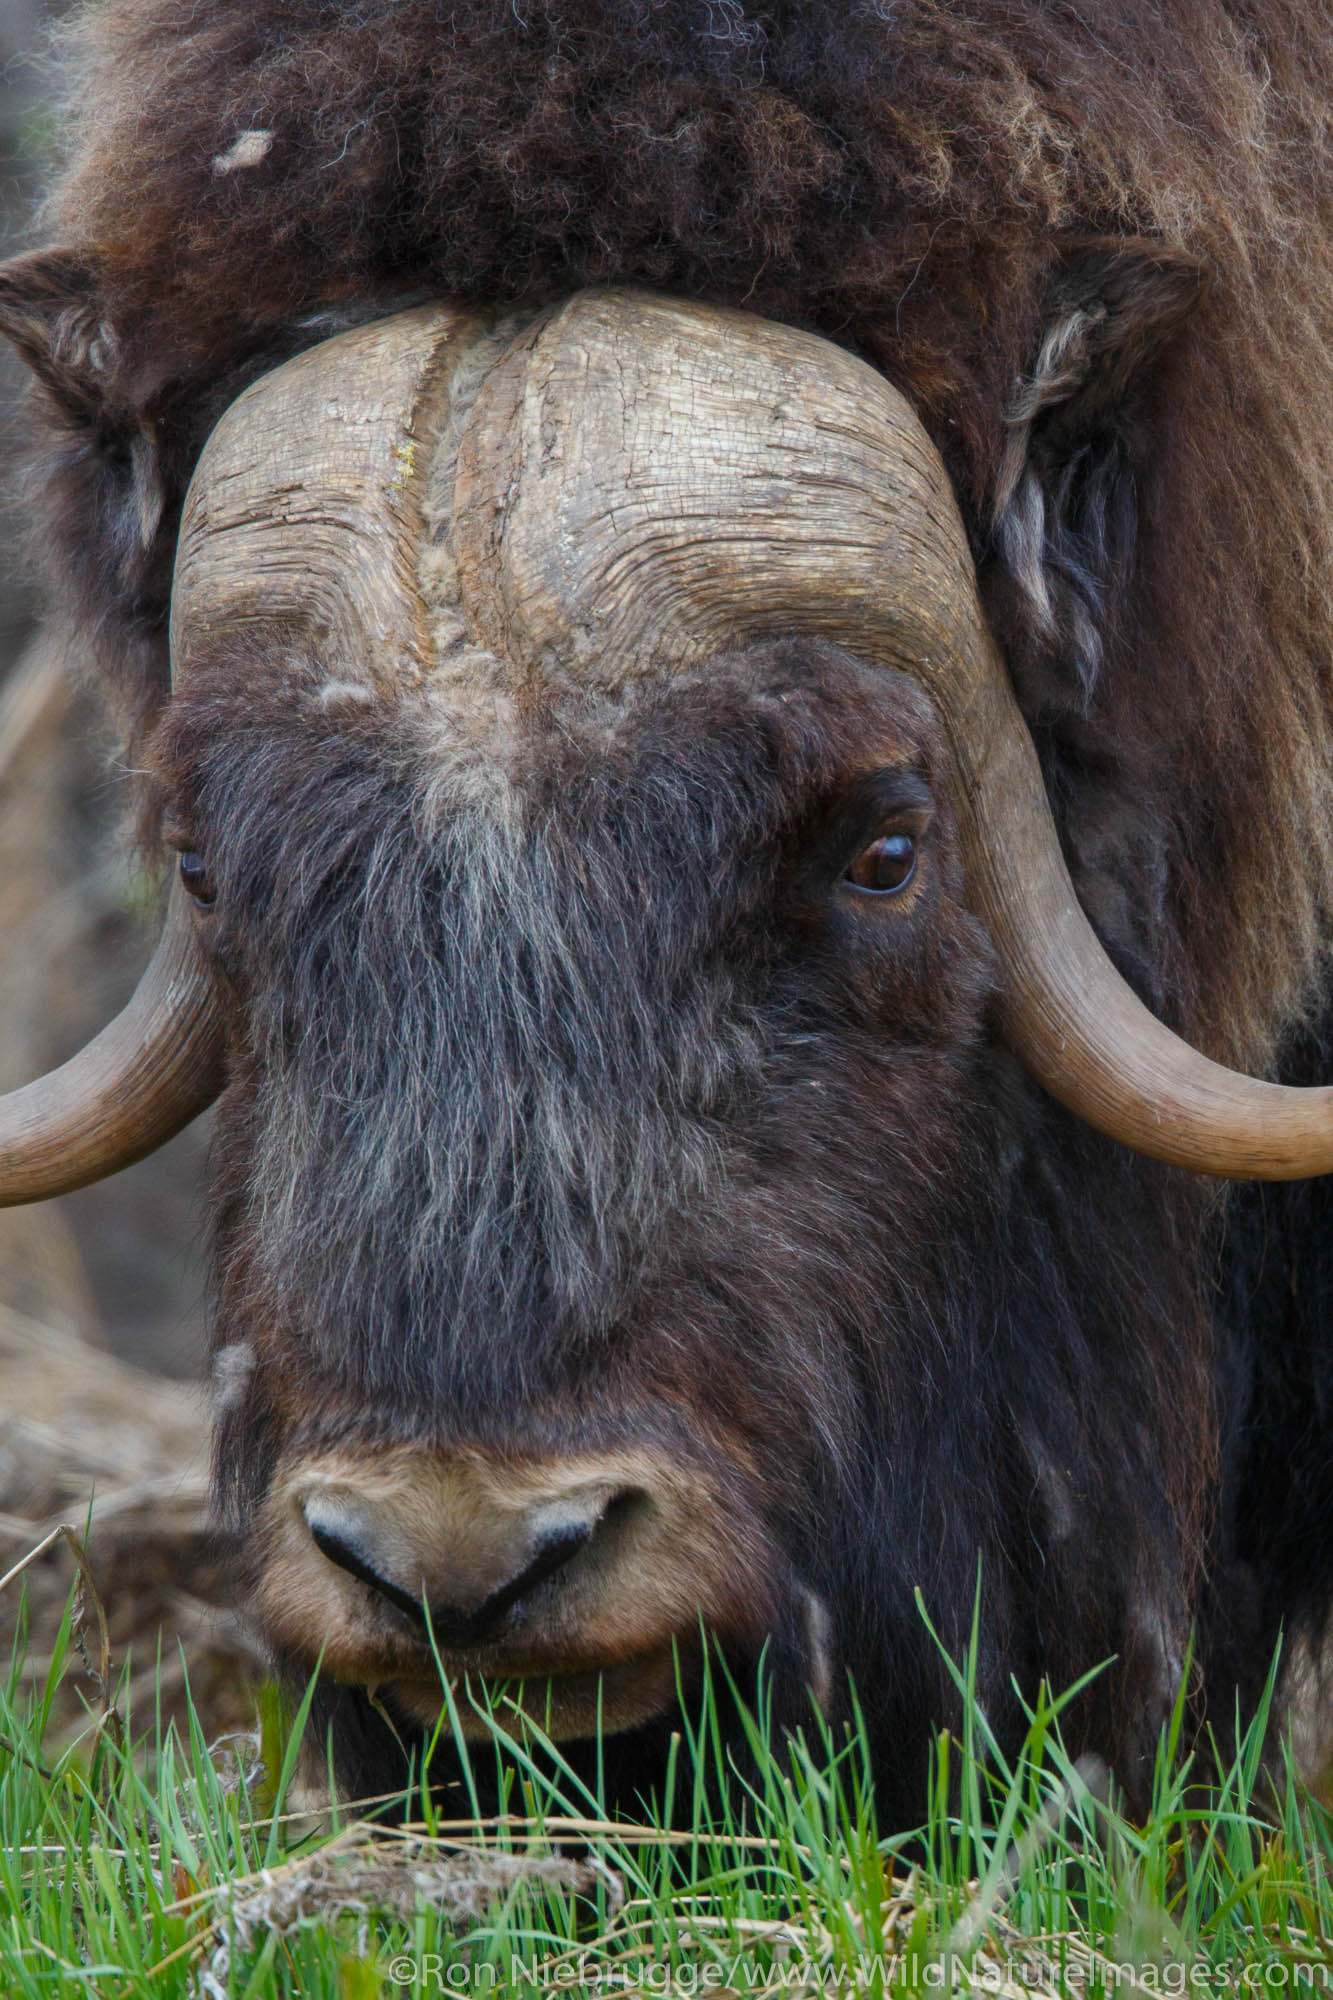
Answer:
top-left (4, 288), bottom-right (1329, 1811)
top-left (153, 632), bottom-right (992, 1763)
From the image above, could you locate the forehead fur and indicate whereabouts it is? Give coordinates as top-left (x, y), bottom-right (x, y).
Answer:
top-left (150, 637), bottom-right (983, 1432)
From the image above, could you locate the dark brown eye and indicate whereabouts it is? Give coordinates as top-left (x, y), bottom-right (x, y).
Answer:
top-left (845, 832), bottom-right (917, 895)
top-left (178, 850), bottom-right (216, 907)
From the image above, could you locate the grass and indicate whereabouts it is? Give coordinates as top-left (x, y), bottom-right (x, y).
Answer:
top-left (1, 1569), bottom-right (1332, 1997)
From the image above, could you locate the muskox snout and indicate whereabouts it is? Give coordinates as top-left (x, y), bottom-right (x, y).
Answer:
top-left (256, 1443), bottom-right (782, 1739)
top-left (300, 1487), bottom-right (625, 1645)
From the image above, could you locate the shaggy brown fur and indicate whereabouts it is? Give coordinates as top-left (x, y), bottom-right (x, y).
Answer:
top-left (6, 0), bottom-right (1333, 1807)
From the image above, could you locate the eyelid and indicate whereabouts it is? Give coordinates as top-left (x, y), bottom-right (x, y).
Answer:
top-left (869, 803), bottom-right (931, 836)
top-left (847, 802), bottom-right (933, 868)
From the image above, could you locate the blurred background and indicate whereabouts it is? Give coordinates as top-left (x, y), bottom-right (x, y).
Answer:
top-left (0, 0), bottom-right (209, 1375)
top-left (0, 1), bottom-right (251, 1731)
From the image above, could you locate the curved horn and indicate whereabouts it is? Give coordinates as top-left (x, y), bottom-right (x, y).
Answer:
top-left (450, 290), bottom-right (1333, 1180)
top-left (0, 881), bottom-right (225, 1205)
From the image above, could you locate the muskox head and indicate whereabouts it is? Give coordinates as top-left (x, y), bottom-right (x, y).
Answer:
top-left (3, 292), bottom-right (1332, 1806)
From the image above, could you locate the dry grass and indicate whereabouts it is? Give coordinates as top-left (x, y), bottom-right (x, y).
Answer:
top-left (0, 1300), bottom-right (260, 1742)
top-left (188, 1828), bottom-right (623, 1997)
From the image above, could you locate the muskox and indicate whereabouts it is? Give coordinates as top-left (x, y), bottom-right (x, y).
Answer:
top-left (2, 0), bottom-right (1333, 1822)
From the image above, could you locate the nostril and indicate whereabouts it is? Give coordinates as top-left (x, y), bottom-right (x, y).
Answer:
top-left (600, 1487), bottom-right (648, 1534)
top-left (305, 1510), bottom-right (429, 1626)
top-left (489, 1520), bottom-right (591, 1610)
top-left (431, 1520), bottom-right (593, 1646)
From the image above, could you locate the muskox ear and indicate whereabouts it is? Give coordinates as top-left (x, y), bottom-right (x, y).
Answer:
top-left (991, 239), bottom-right (1208, 712)
top-left (0, 248), bottom-right (115, 421)
top-left (0, 246), bottom-right (169, 556)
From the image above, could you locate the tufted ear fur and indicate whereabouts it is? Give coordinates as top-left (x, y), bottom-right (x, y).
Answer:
top-left (991, 240), bottom-right (1208, 716)
top-left (0, 248), bottom-right (110, 416)
top-left (0, 246), bottom-right (168, 549)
